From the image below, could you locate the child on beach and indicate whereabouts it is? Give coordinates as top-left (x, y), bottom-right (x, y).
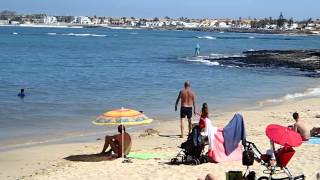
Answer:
top-left (199, 103), bottom-right (209, 132)
top-left (198, 103), bottom-right (217, 141)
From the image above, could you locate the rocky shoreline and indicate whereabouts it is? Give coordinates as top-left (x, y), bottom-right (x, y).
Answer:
top-left (205, 49), bottom-right (320, 76)
top-left (177, 27), bottom-right (319, 35)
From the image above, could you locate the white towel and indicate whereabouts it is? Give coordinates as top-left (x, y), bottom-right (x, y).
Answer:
top-left (203, 118), bottom-right (217, 150)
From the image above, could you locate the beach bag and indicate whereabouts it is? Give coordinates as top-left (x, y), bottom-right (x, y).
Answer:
top-left (242, 148), bottom-right (254, 166)
top-left (226, 171), bottom-right (242, 180)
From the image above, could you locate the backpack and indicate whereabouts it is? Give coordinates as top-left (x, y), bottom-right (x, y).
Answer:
top-left (242, 145), bottom-right (254, 166)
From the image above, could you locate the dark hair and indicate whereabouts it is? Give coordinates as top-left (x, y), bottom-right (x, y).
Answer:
top-left (201, 103), bottom-right (209, 118)
top-left (293, 112), bottom-right (299, 120)
top-left (118, 125), bottom-right (125, 133)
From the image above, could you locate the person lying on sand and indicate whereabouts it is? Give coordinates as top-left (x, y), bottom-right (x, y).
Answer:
top-left (100, 125), bottom-right (132, 158)
top-left (292, 112), bottom-right (320, 140)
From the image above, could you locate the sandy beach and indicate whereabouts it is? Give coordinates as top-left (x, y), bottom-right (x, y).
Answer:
top-left (1, 97), bottom-right (320, 180)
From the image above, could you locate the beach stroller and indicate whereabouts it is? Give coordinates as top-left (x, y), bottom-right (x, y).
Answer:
top-left (243, 124), bottom-right (305, 180)
top-left (170, 125), bottom-right (208, 165)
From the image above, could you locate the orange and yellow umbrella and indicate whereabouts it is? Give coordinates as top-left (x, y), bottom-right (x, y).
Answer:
top-left (93, 108), bottom-right (153, 126)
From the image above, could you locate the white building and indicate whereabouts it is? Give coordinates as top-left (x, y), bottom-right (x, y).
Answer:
top-left (72, 16), bottom-right (92, 24)
top-left (180, 22), bottom-right (199, 28)
top-left (41, 16), bottom-right (57, 24)
top-left (165, 21), bottom-right (177, 26)
top-left (287, 23), bottom-right (298, 30)
top-left (265, 24), bottom-right (277, 29)
top-left (144, 21), bottom-right (164, 28)
top-left (91, 18), bottom-right (101, 25)
top-left (130, 21), bottom-right (138, 26)
top-left (218, 22), bottom-right (231, 28)
top-left (10, 21), bottom-right (20, 25)
top-left (0, 20), bottom-right (9, 25)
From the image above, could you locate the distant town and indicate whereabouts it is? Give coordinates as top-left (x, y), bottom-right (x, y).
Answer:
top-left (0, 10), bottom-right (320, 34)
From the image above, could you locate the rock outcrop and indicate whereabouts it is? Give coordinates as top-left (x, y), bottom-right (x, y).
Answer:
top-left (205, 49), bottom-right (320, 72)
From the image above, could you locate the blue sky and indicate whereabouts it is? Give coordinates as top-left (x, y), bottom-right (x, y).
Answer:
top-left (1, 0), bottom-right (319, 20)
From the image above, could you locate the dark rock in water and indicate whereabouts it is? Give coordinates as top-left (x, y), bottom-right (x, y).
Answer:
top-left (205, 49), bottom-right (320, 73)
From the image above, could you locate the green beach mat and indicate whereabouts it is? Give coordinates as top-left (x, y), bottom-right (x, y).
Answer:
top-left (127, 152), bottom-right (169, 160)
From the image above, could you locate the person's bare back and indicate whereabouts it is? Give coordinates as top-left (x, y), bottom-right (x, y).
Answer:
top-left (294, 121), bottom-right (312, 140)
top-left (292, 112), bottom-right (313, 140)
top-left (180, 88), bottom-right (195, 107)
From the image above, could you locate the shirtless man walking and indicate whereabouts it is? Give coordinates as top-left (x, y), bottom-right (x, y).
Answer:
top-left (175, 81), bottom-right (196, 138)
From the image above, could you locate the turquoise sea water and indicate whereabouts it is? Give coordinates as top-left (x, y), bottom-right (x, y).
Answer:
top-left (0, 27), bottom-right (320, 148)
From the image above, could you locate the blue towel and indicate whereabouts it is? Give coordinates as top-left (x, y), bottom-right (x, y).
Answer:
top-left (223, 113), bottom-right (246, 155)
top-left (306, 137), bottom-right (320, 144)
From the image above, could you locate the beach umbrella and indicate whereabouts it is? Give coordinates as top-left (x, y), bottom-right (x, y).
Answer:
top-left (266, 124), bottom-right (302, 147)
top-left (93, 107), bottom-right (153, 161)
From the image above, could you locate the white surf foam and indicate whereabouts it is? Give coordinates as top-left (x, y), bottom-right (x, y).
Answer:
top-left (248, 36), bottom-right (255, 39)
top-left (264, 86), bottom-right (320, 104)
top-left (197, 36), bottom-right (216, 40)
top-left (47, 33), bottom-right (107, 37)
top-left (12, 32), bottom-right (18, 35)
top-left (90, 34), bottom-right (108, 37)
top-left (301, 56), bottom-right (319, 61)
top-left (209, 53), bottom-right (244, 59)
top-left (185, 57), bottom-right (220, 66)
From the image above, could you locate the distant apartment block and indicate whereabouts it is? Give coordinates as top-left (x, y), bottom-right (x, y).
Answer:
top-left (41, 16), bottom-right (57, 24)
top-left (72, 16), bottom-right (92, 24)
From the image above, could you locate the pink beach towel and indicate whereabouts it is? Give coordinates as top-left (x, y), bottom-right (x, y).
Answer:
top-left (208, 129), bottom-right (242, 163)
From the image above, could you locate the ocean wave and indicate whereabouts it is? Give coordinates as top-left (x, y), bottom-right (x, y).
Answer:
top-left (248, 36), bottom-right (255, 39)
top-left (12, 32), bottom-right (18, 35)
top-left (226, 65), bottom-right (240, 68)
top-left (209, 53), bottom-right (244, 59)
top-left (301, 56), bottom-right (319, 61)
top-left (264, 86), bottom-right (320, 104)
top-left (196, 36), bottom-right (216, 40)
top-left (47, 32), bottom-right (107, 37)
top-left (185, 57), bottom-right (220, 66)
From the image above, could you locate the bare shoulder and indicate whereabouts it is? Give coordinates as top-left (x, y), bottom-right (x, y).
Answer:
top-left (189, 89), bottom-right (195, 96)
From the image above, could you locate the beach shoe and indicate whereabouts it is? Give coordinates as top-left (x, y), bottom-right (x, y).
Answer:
top-left (122, 158), bottom-right (133, 163)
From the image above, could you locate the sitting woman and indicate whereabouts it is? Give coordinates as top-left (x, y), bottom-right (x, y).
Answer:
top-left (198, 103), bottom-right (217, 145)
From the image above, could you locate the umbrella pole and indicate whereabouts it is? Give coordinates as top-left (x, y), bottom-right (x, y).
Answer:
top-left (122, 123), bottom-right (124, 161)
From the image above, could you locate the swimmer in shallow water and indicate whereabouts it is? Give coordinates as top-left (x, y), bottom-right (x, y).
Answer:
top-left (18, 89), bottom-right (25, 99)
